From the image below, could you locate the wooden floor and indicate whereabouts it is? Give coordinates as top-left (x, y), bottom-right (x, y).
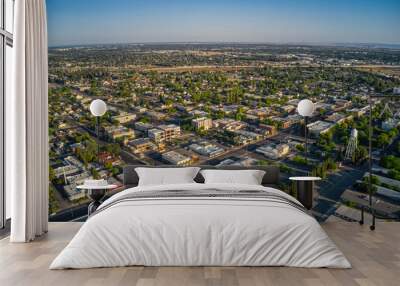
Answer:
top-left (0, 222), bottom-right (399, 286)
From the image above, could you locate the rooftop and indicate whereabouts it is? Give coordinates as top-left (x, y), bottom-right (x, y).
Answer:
top-left (307, 120), bottom-right (334, 133)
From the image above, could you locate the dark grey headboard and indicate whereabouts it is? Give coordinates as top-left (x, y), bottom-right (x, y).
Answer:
top-left (123, 165), bottom-right (280, 187)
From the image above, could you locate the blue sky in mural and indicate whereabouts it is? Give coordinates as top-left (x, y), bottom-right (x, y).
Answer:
top-left (47, 0), bottom-right (400, 46)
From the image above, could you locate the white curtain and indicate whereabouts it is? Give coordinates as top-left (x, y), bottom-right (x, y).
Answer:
top-left (7, 0), bottom-right (49, 242)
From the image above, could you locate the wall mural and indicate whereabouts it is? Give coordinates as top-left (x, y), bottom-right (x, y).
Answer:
top-left (47, 1), bottom-right (400, 223)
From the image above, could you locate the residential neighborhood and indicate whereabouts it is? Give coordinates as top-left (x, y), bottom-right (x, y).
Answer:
top-left (48, 43), bottom-right (400, 223)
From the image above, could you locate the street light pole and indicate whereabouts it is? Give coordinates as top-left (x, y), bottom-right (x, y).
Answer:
top-left (368, 94), bottom-right (375, 230)
top-left (96, 116), bottom-right (100, 158)
top-left (305, 116), bottom-right (308, 165)
top-left (364, 93), bottom-right (400, 230)
top-left (90, 99), bottom-right (107, 162)
top-left (297, 99), bottom-right (315, 167)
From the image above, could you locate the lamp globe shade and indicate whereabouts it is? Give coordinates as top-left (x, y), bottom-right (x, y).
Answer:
top-left (297, 99), bottom-right (315, 117)
top-left (90, 99), bottom-right (107, 117)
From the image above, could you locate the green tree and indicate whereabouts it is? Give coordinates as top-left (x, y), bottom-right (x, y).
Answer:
top-left (377, 133), bottom-right (390, 148)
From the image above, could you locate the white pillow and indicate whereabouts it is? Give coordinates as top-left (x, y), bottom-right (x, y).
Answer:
top-left (200, 169), bottom-right (266, 185)
top-left (135, 167), bottom-right (200, 186)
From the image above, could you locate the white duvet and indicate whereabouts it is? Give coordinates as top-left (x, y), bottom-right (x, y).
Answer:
top-left (50, 183), bottom-right (351, 269)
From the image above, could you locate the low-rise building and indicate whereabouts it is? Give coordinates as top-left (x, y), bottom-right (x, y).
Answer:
top-left (162, 151), bottom-right (191, 166)
top-left (246, 107), bottom-right (269, 120)
top-left (112, 112), bottom-right (136, 124)
top-left (333, 99), bottom-right (351, 111)
top-left (213, 118), bottom-right (246, 131)
top-left (189, 110), bottom-right (209, 118)
top-left (325, 113), bottom-right (352, 124)
top-left (192, 117), bottom-right (213, 131)
top-left (189, 141), bottom-right (224, 157)
top-left (382, 118), bottom-right (400, 131)
top-left (53, 164), bottom-right (80, 179)
top-left (348, 106), bottom-right (369, 117)
top-left (256, 143), bottom-right (290, 160)
top-left (315, 102), bottom-right (333, 113)
top-left (63, 172), bottom-right (93, 201)
top-left (148, 128), bottom-right (165, 143)
top-left (279, 105), bottom-right (296, 113)
top-left (233, 130), bottom-right (262, 141)
top-left (127, 138), bottom-right (157, 153)
top-left (259, 124), bottom-right (278, 136)
top-left (270, 117), bottom-right (292, 129)
top-left (65, 155), bottom-right (84, 168)
top-left (132, 106), bottom-right (147, 113)
top-left (104, 126), bottom-right (135, 141)
top-left (307, 121), bottom-right (334, 137)
top-left (217, 157), bottom-right (258, 167)
top-left (98, 151), bottom-right (122, 166)
top-left (64, 185), bottom-right (87, 202)
top-left (134, 122), bottom-right (153, 133)
top-left (146, 111), bottom-right (167, 121)
top-left (286, 114), bottom-right (304, 124)
top-left (159, 124), bottom-right (181, 141)
top-left (149, 124), bottom-right (181, 143)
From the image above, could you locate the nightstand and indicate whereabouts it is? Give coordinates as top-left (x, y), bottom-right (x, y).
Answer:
top-left (289, 176), bottom-right (321, 210)
top-left (77, 184), bottom-right (118, 216)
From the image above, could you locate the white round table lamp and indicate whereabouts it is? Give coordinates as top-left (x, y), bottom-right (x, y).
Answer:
top-left (297, 99), bottom-right (315, 165)
top-left (89, 99), bottom-right (107, 158)
top-left (297, 99), bottom-right (315, 117)
top-left (90, 99), bottom-right (107, 117)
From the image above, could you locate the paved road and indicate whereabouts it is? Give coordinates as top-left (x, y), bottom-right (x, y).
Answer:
top-left (313, 164), bottom-right (367, 221)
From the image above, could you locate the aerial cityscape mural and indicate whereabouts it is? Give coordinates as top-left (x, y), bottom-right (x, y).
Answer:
top-left (46, 0), bottom-right (400, 222)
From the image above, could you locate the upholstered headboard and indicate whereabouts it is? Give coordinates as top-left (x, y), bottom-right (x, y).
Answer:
top-left (123, 165), bottom-right (280, 187)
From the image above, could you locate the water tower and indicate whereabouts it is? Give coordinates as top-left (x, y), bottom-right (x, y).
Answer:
top-left (344, 128), bottom-right (358, 161)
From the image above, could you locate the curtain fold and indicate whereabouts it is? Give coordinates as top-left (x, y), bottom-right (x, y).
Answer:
top-left (8, 0), bottom-right (48, 242)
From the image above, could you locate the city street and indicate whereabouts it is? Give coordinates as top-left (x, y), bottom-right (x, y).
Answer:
top-left (313, 164), bottom-right (367, 221)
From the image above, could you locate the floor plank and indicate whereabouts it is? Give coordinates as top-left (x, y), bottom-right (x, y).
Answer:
top-left (0, 222), bottom-right (399, 286)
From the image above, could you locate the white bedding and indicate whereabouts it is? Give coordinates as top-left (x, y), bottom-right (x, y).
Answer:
top-left (50, 183), bottom-right (351, 269)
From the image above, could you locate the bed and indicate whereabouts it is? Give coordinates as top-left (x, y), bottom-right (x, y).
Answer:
top-left (50, 165), bottom-right (351, 269)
